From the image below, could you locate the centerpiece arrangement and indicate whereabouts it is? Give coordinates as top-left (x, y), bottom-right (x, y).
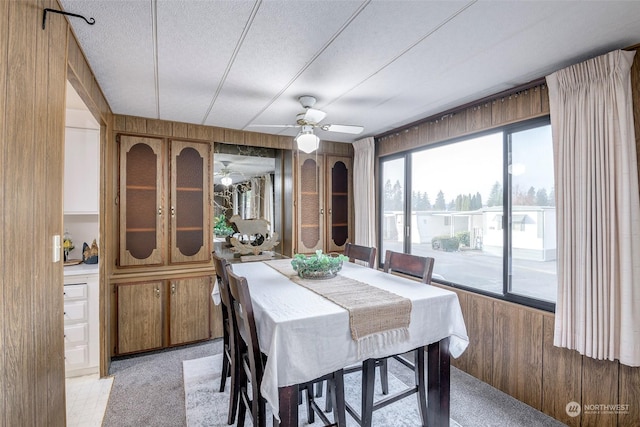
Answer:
top-left (291, 250), bottom-right (348, 280)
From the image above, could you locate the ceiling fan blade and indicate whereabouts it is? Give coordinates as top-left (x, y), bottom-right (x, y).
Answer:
top-left (321, 124), bottom-right (364, 134)
top-left (301, 108), bottom-right (327, 124)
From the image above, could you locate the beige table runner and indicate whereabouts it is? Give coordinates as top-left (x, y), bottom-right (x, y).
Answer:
top-left (264, 259), bottom-right (412, 356)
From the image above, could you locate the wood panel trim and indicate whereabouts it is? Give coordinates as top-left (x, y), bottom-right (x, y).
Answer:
top-left (376, 83), bottom-right (548, 157)
top-left (111, 114), bottom-right (355, 155)
top-left (0, 0), bottom-right (7, 420)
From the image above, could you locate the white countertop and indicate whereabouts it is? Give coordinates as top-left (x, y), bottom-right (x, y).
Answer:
top-left (63, 263), bottom-right (99, 277)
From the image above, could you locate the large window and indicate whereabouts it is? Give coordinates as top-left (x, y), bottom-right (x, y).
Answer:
top-left (379, 118), bottom-right (556, 310)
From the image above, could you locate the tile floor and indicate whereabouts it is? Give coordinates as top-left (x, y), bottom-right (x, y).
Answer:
top-left (65, 374), bottom-right (114, 427)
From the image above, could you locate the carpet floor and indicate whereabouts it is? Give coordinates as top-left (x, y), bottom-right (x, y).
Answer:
top-left (103, 340), bottom-right (567, 427)
top-left (183, 354), bottom-right (462, 427)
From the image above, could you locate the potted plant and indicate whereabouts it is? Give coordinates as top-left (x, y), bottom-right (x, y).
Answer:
top-left (213, 214), bottom-right (235, 238)
top-left (291, 250), bottom-right (348, 280)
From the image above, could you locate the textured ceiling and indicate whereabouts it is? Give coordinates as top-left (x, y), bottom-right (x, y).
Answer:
top-left (60, 0), bottom-right (640, 143)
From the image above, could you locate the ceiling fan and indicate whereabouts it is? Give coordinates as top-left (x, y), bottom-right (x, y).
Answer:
top-left (253, 95), bottom-right (364, 153)
top-left (214, 161), bottom-right (239, 186)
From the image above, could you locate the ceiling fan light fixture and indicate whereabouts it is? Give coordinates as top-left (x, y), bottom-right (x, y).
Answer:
top-left (296, 129), bottom-right (320, 154)
top-left (221, 176), bottom-right (232, 186)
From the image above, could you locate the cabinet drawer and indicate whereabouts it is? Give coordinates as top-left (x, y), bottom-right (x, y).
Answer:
top-left (63, 301), bottom-right (87, 322)
top-left (65, 345), bottom-right (88, 367)
top-left (64, 284), bottom-right (87, 300)
top-left (64, 323), bottom-right (88, 345)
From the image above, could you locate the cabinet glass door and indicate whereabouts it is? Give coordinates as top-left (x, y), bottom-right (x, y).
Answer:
top-left (119, 136), bottom-right (164, 266)
top-left (327, 156), bottom-right (352, 252)
top-left (297, 154), bottom-right (324, 253)
top-left (170, 140), bottom-right (210, 263)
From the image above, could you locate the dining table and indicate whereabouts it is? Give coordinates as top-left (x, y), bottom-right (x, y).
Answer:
top-left (222, 258), bottom-right (469, 427)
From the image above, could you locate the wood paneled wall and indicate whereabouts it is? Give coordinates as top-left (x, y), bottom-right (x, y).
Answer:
top-left (1, 1), bottom-right (68, 425)
top-left (112, 114), bottom-right (354, 157)
top-left (66, 7), bottom-right (115, 379)
top-left (377, 84), bottom-right (549, 157)
top-left (444, 287), bottom-right (640, 427)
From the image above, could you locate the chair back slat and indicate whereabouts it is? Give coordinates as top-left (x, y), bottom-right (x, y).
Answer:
top-left (383, 250), bottom-right (434, 284)
top-left (344, 243), bottom-right (377, 268)
top-left (225, 265), bottom-right (266, 426)
top-left (212, 252), bottom-right (232, 311)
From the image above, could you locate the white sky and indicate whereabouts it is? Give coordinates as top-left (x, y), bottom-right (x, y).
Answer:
top-left (382, 125), bottom-right (554, 203)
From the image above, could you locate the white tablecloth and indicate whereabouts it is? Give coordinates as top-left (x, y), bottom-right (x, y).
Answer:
top-left (230, 261), bottom-right (469, 420)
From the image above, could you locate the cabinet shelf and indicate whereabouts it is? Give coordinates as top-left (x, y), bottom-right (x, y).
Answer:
top-left (126, 228), bottom-right (156, 233)
top-left (176, 187), bottom-right (203, 192)
top-left (176, 227), bottom-right (204, 231)
top-left (332, 223), bottom-right (348, 227)
top-left (127, 185), bottom-right (156, 191)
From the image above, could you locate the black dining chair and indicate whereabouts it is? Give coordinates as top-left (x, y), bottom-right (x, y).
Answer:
top-left (344, 243), bottom-right (377, 268)
top-left (212, 252), bottom-right (240, 425)
top-left (225, 265), bottom-right (347, 427)
top-left (350, 250), bottom-right (435, 427)
top-left (383, 249), bottom-right (434, 284)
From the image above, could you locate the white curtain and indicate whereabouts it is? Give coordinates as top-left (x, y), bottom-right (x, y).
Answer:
top-left (250, 177), bottom-right (262, 219)
top-left (262, 174), bottom-right (274, 234)
top-left (352, 137), bottom-right (377, 250)
top-left (546, 49), bottom-right (640, 366)
top-left (232, 185), bottom-right (239, 216)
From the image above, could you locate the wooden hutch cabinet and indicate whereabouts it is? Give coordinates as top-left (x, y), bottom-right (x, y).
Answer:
top-left (295, 153), bottom-right (353, 254)
top-left (118, 135), bottom-right (211, 266)
top-left (113, 134), bottom-right (217, 356)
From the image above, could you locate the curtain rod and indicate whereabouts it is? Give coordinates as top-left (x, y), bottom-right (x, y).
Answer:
top-left (375, 77), bottom-right (546, 140)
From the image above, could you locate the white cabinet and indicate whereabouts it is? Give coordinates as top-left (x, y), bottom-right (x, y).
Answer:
top-left (64, 127), bottom-right (99, 214)
top-left (64, 268), bottom-right (99, 377)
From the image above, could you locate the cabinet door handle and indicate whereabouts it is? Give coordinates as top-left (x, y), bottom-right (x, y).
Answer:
top-left (171, 283), bottom-right (176, 295)
top-left (158, 207), bottom-right (162, 216)
top-left (171, 206), bottom-right (175, 217)
top-left (320, 208), bottom-right (324, 215)
top-left (329, 209), bottom-right (332, 215)
top-left (155, 287), bottom-right (160, 298)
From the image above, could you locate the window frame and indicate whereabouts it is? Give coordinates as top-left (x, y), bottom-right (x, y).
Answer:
top-left (377, 116), bottom-right (555, 312)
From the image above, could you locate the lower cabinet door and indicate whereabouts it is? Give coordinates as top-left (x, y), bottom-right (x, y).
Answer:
top-left (65, 345), bottom-right (89, 368)
top-left (117, 281), bottom-right (164, 354)
top-left (169, 276), bottom-right (212, 346)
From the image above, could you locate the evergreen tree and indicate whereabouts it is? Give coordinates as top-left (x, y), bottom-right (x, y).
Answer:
top-left (526, 186), bottom-right (536, 205)
top-left (384, 179), bottom-right (393, 209)
top-left (487, 181), bottom-right (503, 207)
top-left (392, 180), bottom-right (403, 210)
top-left (434, 190), bottom-right (446, 210)
top-left (462, 193), bottom-right (471, 211)
top-left (536, 188), bottom-right (549, 206)
top-left (455, 194), bottom-right (463, 211)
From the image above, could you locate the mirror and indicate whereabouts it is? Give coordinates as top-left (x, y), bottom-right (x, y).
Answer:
top-left (213, 143), bottom-right (277, 244)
